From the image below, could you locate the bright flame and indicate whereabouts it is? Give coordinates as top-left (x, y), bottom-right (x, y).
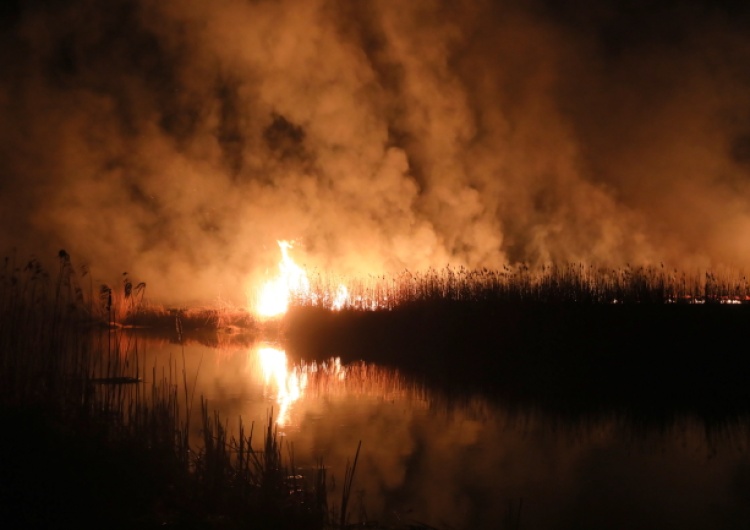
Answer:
top-left (256, 240), bottom-right (310, 317)
top-left (332, 284), bottom-right (349, 310)
top-left (252, 239), bottom-right (351, 317)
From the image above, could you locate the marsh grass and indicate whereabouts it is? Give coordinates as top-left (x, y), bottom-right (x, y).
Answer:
top-left (6, 250), bottom-right (747, 528)
top-left (300, 263), bottom-right (750, 310)
top-left (122, 302), bottom-right (255, 332)
top-left (284, 269), bottom-right (750, 423)
top-left (0, 251), bottom-right (371, 529)
top-left (115, 263), bottom-right (750, 346)
top-left (97, 257), bottom-right (750, 422)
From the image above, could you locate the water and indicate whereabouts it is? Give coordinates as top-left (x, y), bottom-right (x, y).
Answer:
top-left (131, 332), bottom-right (750, 529)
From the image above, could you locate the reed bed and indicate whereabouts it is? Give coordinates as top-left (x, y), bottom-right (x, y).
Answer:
top-left (302, 263), bottom-right (750, 310)
top-left (5, 250), bottom-right (747, 527)
top-left (121, 302), bottom-right (256, 333)
top-left (115, 262), bottom-right (750, 341)
top-left (284, 261), bottom-right (750, 421)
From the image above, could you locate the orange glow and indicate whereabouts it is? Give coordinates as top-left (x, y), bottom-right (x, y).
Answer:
top-left (251, 240), bottom-right (351, 317)
top-left (255, 241), bottom-right (310, 317)
top-left (249, 342), bottom-right (427, 425)
top-left (257, 345), bottom-right (307, 425)
top-left (332, 284), bottom-right (349, 310)
top-left (256, 344), bottom-right (348, 426)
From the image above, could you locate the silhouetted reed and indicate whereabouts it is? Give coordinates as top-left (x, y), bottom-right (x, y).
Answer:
top-left (284, 264), bottom-right (750, 423)
top-left (0, 251), bottom-right (364, 529)
top-left (302, 263), bottom-right (750, 311)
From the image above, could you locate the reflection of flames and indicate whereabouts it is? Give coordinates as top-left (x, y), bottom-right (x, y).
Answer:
top-left (253, 240), bottom-right (349, 317)
top-left (256, 344), bottom-right (345, 426)
top-left (258, 345), bottom-right (306, 426)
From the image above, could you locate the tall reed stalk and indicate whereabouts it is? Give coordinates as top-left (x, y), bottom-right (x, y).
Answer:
top-left (301, 263), bottom-right (750, 311)
top-left (0, 251), bottom-right (355, 529)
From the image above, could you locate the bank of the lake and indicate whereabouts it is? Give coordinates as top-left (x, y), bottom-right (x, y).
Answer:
top-left (282, 301), bottom-right (750, 416)
top-left (5, 254), bottom-right (750, 529)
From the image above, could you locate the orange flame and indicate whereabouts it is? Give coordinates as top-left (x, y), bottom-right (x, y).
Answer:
top-left (252, 240), bottom-right (350, 317)
top-left (255, 240), bottom-right (310, 317)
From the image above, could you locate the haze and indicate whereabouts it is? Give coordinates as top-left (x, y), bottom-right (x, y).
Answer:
top-left (1, 0), bottom-right (749, 304)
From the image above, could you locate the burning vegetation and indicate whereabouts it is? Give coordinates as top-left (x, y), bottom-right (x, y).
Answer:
top-left (3, 249), bottom-right (750, 528)
top-left (249, 241), bottom-right (750, 320)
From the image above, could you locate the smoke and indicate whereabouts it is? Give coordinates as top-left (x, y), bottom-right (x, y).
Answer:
top-left (1, 0), bottom-right (749, 303)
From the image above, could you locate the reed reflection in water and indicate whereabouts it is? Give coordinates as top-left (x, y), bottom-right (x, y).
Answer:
top-left (135, 334), bottom-right (750, 530)
top-left (252, 345), bottom-right (347, 426)
top-left (255, 345), bottom-right (302, 426)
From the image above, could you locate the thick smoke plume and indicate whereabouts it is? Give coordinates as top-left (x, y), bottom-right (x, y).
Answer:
top-left (1, 0), bottom-right (749, 304)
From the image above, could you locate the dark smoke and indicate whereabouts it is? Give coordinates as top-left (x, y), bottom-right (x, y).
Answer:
top-left (1, 0), bottom-right (749, 304)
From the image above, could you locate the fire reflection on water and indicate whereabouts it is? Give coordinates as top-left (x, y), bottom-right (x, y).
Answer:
top-left (250, 343), bottom-right (424, 426)
top-left (253, 344), bottom-right (346, 426)
top-left (127, 334), bottom-right (750, 529)
top-left (256, 346), bottom-right (301, 426)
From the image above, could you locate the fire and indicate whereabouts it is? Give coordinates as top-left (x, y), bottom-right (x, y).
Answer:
top-left (332, 284), bottom-right (349, 310)
top-left (252, 240), bottom-right (350, 317)
top-left (255, 240), bottom-right (310, 317)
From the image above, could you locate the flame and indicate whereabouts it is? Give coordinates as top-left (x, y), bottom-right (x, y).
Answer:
top-left (252, 239), bottom-right (351, 317)
top-left (332, 284), bottom-right (349, 310)
top-left (255, 240), bottom-right (310, 317)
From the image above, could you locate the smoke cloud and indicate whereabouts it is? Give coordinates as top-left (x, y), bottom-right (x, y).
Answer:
top-left (1, 0), bottom-right (749, 304)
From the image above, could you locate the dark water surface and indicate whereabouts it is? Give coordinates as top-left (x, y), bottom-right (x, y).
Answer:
top-left (133, 333), bottom-right (750, 530)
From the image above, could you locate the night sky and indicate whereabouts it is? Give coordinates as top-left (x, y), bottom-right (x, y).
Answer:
top-left (1, 0), bottom-right (750, 304)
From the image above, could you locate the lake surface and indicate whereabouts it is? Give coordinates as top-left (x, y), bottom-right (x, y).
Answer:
top-left (128, 331), bottom-right (750, 530)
